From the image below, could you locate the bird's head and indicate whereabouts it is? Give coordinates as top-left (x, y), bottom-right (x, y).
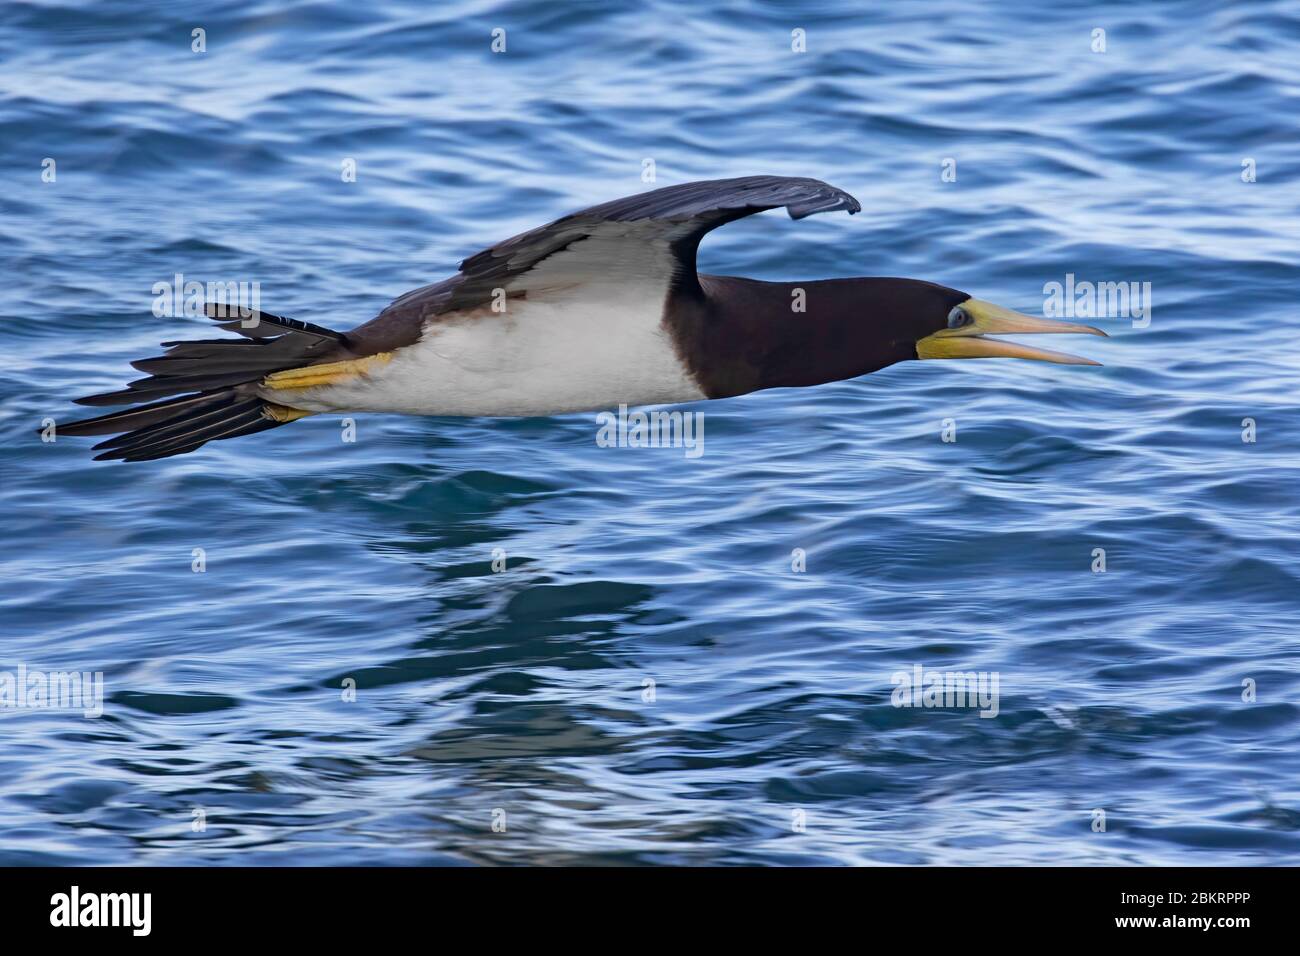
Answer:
top-left (886, 279), bottom-right (1107, 367)
top-left (688, 275), bottom-right (1108, 398)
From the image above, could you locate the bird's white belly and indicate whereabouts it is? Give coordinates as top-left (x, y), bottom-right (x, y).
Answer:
top-left (299, 284), bottom-right (706, 417)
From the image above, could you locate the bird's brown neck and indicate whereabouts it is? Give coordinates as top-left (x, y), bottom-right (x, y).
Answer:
top-left (665, 275), bottom-right (921, 399)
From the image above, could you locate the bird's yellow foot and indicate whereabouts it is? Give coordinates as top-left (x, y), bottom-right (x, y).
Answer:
top-left (262, 352), bottom-right (394, 390)
top-left (261, 404), bottom-right (317, 423)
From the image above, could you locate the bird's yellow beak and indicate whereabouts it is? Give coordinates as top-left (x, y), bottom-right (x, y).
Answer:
top-left (917, 298), bottom-right (1107, 365)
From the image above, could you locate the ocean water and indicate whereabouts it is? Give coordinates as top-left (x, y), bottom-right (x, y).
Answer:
top-left (1, 0), bottom-right (1298, 866)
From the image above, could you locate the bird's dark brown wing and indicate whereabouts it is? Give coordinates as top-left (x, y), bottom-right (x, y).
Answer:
top-left (352, 175), bottom-right (860, 344)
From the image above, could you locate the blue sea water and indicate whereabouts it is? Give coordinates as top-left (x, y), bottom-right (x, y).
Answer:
top-left (1, 0), bottom-right (1298, 866)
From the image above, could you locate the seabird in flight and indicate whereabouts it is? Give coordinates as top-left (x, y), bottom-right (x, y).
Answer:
top-left (57, 175), bottom-right (1106, 461)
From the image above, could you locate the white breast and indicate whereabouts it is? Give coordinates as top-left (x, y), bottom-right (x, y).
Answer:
top-left (297, 281), bottom-right (706, 417)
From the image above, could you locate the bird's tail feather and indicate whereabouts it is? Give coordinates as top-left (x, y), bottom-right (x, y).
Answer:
top-left (56, 306), bottom-right (344, 462)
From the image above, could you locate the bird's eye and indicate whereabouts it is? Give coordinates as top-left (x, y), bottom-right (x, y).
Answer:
top-left (947, 307), bottom-right (973, 329)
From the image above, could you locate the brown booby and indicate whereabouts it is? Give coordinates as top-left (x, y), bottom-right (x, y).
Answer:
top-left (58, 175), bottom-right (1105, 461)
